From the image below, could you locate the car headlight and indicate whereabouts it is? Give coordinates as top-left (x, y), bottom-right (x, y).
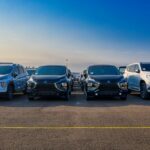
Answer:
top-left (61, 82), bottom-right (68, 90)
top-left (56, 82), bottom-right (68, 91)
top-left (87, 82), bottom-right (93, 87)
top-left (118, 82), bottom-right (128, 90)
top-left (27, 78), bottom-right (37, 89)
top-left (0, 82), bottom-right (7, 88)
top-left (87, 80), bottom-right (100, 90)
top-left (61, 82), bottom-right (68, 88)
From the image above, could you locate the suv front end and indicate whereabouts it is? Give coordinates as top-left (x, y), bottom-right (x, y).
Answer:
top-left (85, 65), bottom-right (128, 100)
top-left (27, 65), bottom-right (71, 100)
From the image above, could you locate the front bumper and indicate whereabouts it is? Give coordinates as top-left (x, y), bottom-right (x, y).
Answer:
top-left (0, 92), bottom-right (8, 98)
top-left (27, 83), bottom-right (68, 97)
top-left (146, 84), bottom-right (150, 92)
top-left (87, 89), bottom-right (128, 97)
top-left (86, 83), bottom-right (128, 97)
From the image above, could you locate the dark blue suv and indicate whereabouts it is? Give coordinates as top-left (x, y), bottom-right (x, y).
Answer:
top-left (0, 63), bottom-right (29, 99)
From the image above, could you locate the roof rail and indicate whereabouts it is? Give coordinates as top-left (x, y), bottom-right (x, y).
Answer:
top-left (0, 62), bottom-right (13, 64)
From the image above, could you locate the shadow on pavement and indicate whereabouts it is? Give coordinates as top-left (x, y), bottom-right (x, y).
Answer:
top-left (0, 91), bottom-right (150, 108)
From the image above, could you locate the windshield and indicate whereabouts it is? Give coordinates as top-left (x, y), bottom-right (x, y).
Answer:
top-left (73, 73), bottom-right (80, 77)
top-left (35, 66), bottom-right (66, 75)
top-left (88, 66), bottom-right (120, 75)
top-left (27, 70), bottom-right (36, 76)
top-left (141, 64), bottom-right (150, 71)
top-left (0, 66), bottom-right (13, 75)
top-left (119, 67), bottom-right (126, 74)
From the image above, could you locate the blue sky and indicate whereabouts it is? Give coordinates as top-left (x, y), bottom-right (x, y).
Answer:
top-left (0, 0), bottom-right (150, 71)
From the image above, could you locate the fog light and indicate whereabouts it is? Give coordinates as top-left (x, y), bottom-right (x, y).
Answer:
top-left (95, 93), bottom-right (98, 96)
top-left (0, 82), bottom-right (7, 88)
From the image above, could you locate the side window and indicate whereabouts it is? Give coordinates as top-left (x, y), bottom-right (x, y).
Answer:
top-left (127, 66), bottom-right (130, 72)
top-left (18, 66), bottom-right (23, 74)
top-left (22, 67), bottom-right (26, 73)
top-left (13, 66), bottom-right (19, 74)
top-left (134, 65), bottom-right (140, 73)
top-left (128, 65), bottom-right (135, 72)
top-left (21, 66), bottom-right (25, 73)
top-left (131, 65), bottom-right (135, 72)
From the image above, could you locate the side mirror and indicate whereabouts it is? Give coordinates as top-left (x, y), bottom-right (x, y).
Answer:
top-left (83, 73), bottom-right (88, 78)
top-left (135, 69), bottom-right (140, 73)
top-left (12, 72), bottom-right (18, 78)
top-left (67, 72), bottom-right (71, 78)
top-left (83, 70), bottom-right (87, 78)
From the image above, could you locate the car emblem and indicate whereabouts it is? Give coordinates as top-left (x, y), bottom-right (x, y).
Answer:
top-left (43, 81), bottom-right (48, 84)
top-left (107, 80), bottom-right (111, 84)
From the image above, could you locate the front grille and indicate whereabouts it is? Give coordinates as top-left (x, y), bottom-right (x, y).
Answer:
top-left (36, 83), bottom-right (56, 92)
top-left (99, 83), bottom-right (119, 92)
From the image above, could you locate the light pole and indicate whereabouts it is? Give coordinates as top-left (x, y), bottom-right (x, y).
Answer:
top-left (65, 59), bottom-right (69, 67)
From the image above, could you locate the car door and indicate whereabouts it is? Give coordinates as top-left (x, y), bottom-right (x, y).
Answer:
top-left (20, 66), bottom-right (28, 91)
top-left (133, 64), bottom-right (141, 91)
top-left (67, 70), bottom-right (72, 92)
top-left (127, 65), bottom-right (135, 89)
top-left (13, 65), bottom-right (22, 92)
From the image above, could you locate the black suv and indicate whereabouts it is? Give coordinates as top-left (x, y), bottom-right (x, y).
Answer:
top-left (84, 65), bottom-right (128, 100)
top-left (27, 65), bottom-right (72, 100)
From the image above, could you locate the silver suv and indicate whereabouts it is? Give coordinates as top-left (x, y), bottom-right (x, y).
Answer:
top-left (0, 63), bottom-right (29, 99)
top-left (124, 62), bottom-right (150, 99)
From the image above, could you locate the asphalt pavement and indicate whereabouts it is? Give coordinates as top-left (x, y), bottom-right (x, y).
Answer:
top-left (0, 87), bottom-right (150, 150)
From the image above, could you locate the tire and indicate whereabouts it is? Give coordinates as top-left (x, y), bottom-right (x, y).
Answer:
top-left (27, 93), bottom-right (35, 101)
top-left (140, 82), bottom-right (149, 99)
top-left (128, 89), bottom-right (132, 94)
top-left (63, 92), bottom-right (70, 101)
top-left (23, 85), bottom-right (27, 95)
top-left (86, 94), bottom-right (94, 101)
top-left (6, 85), bottom-right (14, 100)
top-left (28, 96), bottom-right (34, 101)
top-left (120, 95), bottom-right (127, 100)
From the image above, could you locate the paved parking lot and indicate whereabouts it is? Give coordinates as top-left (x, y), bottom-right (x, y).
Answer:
top-left (0, 89), bottom-right (150, 150)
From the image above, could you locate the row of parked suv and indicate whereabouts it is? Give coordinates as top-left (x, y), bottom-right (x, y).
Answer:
top-left (0, 62), bottom-right (150, 100)
top-left (80, 63), bottom-right (150, 100)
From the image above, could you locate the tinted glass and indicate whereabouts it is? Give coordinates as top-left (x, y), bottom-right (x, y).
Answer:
top-left (119, 67), bottom-right (126, 74)
top-left (0, 66), bottom-right (13, 74)
top-left (88, 66), bottom-right (120, 75)
top-left (141, 64), bottom-right (150, 71)
top-left (27, 70), bottom-right (36, 76)
top-left (134, 65), bottom-right (140, 72)
top-left (18, 66), bottom-right (24, 74)
top-left (128, 65), bottom-right (135, 72)
top-left (21, 66), bottom-right (25, 73)
top-left (36, 66), bottom-right (66, 75)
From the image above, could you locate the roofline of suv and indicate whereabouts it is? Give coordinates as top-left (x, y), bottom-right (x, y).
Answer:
top-left (127, 62), bottom-right (150, 66)
top-left (37, 65), bottom-right (67, 68)
top-left (87, 64), bottom-right (117, 69)
top-left (0, 62), bottom-right (13, 64)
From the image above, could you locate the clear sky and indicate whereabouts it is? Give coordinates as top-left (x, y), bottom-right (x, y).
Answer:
top-left (0, 0), bottom-right (150, 71)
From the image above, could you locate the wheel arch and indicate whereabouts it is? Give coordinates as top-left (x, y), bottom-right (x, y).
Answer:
top-left (8, 81), bottom-right (15, 92)
top-left (140, 80), bottom-right (145, 85)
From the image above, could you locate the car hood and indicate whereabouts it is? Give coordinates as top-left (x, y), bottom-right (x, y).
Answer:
top-left (32, 75), bottom-right (66, 83)
top-left (142, 71), bottom-right (150, 75)
top-left (90, 75), bottom-right (123, 83)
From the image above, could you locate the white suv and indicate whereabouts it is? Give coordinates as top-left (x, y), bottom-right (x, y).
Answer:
top-left (124, 62), bottom-right (150, 99)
